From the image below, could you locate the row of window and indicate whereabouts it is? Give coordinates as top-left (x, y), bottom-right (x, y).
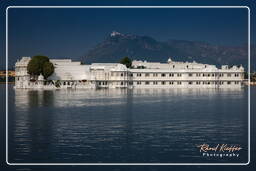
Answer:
top-left (99, 81), bottom-right (241, 86)
top-left (130, 81), bottom-right (240, 85)
top-left (112, 73), bottom-right (241, 77)
top-left (98, 81), bottom-right (108, 85)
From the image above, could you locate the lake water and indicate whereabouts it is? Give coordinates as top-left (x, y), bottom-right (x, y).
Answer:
top-left (6, 85), bottom-right (249, 164)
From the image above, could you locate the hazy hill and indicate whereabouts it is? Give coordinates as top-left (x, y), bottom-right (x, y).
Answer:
top-left (85, 31), bottom-right (252, 68)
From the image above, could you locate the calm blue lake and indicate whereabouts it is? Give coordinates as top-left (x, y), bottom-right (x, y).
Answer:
top-left (6, 85), bottom-right (249, 163)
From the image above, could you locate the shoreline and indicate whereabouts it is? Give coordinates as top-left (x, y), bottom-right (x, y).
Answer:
top-left (0, 82), bottom-right (15, 84)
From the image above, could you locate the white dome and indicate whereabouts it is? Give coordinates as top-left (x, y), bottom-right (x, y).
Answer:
top-left (38, 74), bottom-right (44, 81)
top-left (116, 64), bottom-right (128, 71)
top-left (110, 64), bottom-right (127, 71)
top-left (167, 57), bottom-right (173, 63)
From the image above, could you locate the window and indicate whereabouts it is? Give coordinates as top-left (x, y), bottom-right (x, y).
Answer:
top-left (188, 81), bottom-right (192, 85)
top-left (177, 81), bottom-right (182, 85)
top-left (137, 73), bottom-right (142, 77)
top-left (121, 82), bottom-right (123, 85)
top-left (153, 73), bottom-right (158, 77)
top-left (169, 73), bottom-right (174, 77)
top-left (212, 74), bottom-right (215, 77)
top-left (129, 82), bottom-right (133, 85)
top-left (177, 73), bottom-right (182, 77)
top-left (161, 81), bottom-right (165, 85)
top-left (121, 73), bottom-right (123, 77)
top-left (145, 81), bottom-right (150, 85)
top-left (161, 73), bottom-right (166, 77)
top-left (189, 73), bottom-right (193, 77)
top-left (196, 81), bottom-right (200, 85)
top-left (235, 73), bottom-right (239, 77)
top-left (227, 74), bottom-right (231, 77)
top-left (196, 73), bottom-right (200, 77)
top-left (173, 65), bottom-right (175, 68)
top-left (153, 81), bottom-right (158, 85)
top-left (227, 81), bottom-right (231, 85)
top-left (208, 74), bottom-right (210, 77)
top-left (137, 81), bottom-right (141, 85)
top-left (169, 82), bottom-right (174, 85)
top-left (145, 73), bottom-right (150, 77)
top-left (130, 73), bottom-right (133, 77)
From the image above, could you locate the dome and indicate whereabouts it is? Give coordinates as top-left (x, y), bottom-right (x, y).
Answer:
top-left (167, 57), bottom-right (173, 63)
top-left (239, 65), bottom-right (244, 70)
top-left (111, 64), bottom-right (127, 71)
top-left (38, 74), bottom-right (44, 81)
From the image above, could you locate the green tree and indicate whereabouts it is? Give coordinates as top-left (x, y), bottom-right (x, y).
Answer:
top-left (42, 61), bottom-right (54, 79)
top-left (27, 55), bottom-right (54, 79)
top-left (27, 59), bottom-right (41, 76)
top-left (120, 57), bottom-right (132, 68)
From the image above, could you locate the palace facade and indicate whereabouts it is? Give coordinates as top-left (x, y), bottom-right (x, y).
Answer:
top-left (14, 57), bottom-right (244, 89)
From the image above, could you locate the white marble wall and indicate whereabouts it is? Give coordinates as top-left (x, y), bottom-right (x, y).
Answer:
top-left (14, 57), bottom-right (244, 89)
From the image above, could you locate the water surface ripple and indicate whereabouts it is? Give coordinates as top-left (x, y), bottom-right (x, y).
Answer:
top-left (8, 87), bottom-right (249, 163)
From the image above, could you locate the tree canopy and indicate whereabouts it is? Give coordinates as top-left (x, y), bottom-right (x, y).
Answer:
top-left (120, 57), bottom-right (132, 68)
top-left (27, 55), bottom-right (54, 79)
top-left (42, 61), bottom-right (54, 78)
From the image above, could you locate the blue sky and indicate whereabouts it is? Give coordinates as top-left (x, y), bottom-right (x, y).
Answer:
top-left (0, 0), bottom-right (255, 69)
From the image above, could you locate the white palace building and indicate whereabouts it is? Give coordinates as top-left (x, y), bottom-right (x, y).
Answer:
top-left (14, 56), bottom-right (245, 89)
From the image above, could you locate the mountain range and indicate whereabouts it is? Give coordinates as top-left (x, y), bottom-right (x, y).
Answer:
top-left (85, 31), bottom-right (254, 68)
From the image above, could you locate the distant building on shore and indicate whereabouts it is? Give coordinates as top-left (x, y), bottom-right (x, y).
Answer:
top-left (14, 56), bottom-right (244, 89)
top-left (0, 70), bottom-right (15, 83)
top-left (0, 70), bottom-right (15, 77)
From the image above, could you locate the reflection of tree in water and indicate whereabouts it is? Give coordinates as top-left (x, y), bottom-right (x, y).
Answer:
top-left (42, 90), bottom-right (55, 107)
top-left (27, 90), bottom-right (55, 162)
top-left (28, 90), bottom-right (55, 108)
top-left (27, 90), bottom-right (39, 108)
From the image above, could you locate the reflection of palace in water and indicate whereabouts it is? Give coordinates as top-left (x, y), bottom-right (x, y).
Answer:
top-left (11, 87), bottom-right (246, 163)
top-left (14, 88), bottom-right (243, 110)
top-left (14, 56), bottom-right (244, 89)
